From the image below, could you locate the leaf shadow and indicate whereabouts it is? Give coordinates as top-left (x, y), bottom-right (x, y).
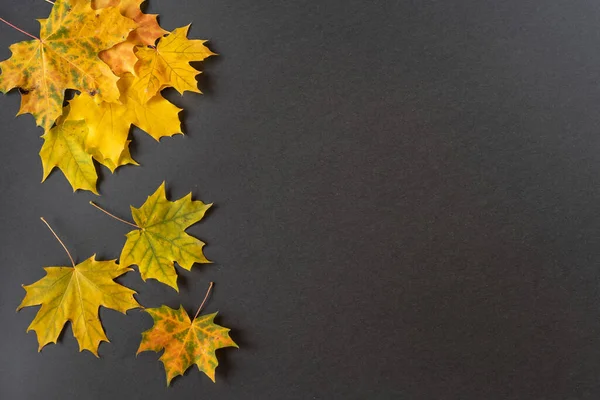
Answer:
top-left (163, 181), bottom-right (174, 199)
top-left (127, 126), bottom-right (141, 162)
top-left (175, 266), bottom-right (189, 292)
top-left (194, 64), bottom-right (216, 96)
top-left (93, 250), bottom-right (113, 262)
top-left (179, 106), bottom-right (189, 136)
top-left (56, 324), bottom-right (70, 347)
top-left (175, 260), bottom-right (213, 293)
top-left (95, 162), bottom-right (107, 194)
top-left (193, 37), bottom-right (220, 87)
top-left (202, 202), bottom-right (217, 219)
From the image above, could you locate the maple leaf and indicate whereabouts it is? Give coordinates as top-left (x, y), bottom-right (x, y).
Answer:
top-left (64, 72), bottom-right (182, 171)
top-left (116, 182), bottom-right (211, 290)
top-left (137, 305), bottom-right (237, 385)
top-left (95, 0), bottom-right (168, 76)
top-left (0, 0), bottom-right (137, 131)
top-left (133, 25), bottom-right (215, 103)
top-left (39, 118), bottom-right (99, 194)
top-left (18, 255), bottom-right (141, 356)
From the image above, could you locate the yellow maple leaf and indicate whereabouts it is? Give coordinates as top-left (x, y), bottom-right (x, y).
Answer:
top-left (18, 255), bottom-right (141, 356)
top-left (138, 305), bottom-right (237, 385)
top-left (39, 119), bottom-right (99, 194)
top-left (133, 25), bottom-right (215, 103)
top-left (95, 0), bottom-right (168, 76)
top-left (0, 0), bottom-right (137, 131)
top-left (65, 72), bottom-right (182, 171)
top-left (118, 182), bottom-right (211, 291)
top-left (63, 94), bottom-right (138, 172)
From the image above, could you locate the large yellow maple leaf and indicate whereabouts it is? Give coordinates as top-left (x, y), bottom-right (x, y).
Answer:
top-left (119, 182), bottom-right (212, 291)
top-left (65, 73), bottom-right (182, 171)
top-left (0, 0), bottom-right (136, 131)
top-left (18, 256), bottom-right (141, 356)
top-left (95, 0), bottom-right (168, 76)
top-left (133, 25), bottom-right (215, 103)
top-left (39, 118), bottom-right (99, 194)
top-left (138, 305), bottom-right (237, 385)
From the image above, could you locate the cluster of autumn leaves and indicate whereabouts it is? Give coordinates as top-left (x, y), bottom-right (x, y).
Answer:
top-left (0, 0), bottom-right (237, 386)
top-left (1, 0), bottom-right (214, 193)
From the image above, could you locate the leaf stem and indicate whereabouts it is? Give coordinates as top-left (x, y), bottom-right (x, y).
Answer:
top-left (194, 282), bottom-right (214, 320)
top-left (89, 201), bottom-right (140, 229)
top-left (40, 217), bottom-right (75, 267)
top-left (44, 0), bottom-right (55, 4)
top-left (0, 18), bottom-right (39, 40)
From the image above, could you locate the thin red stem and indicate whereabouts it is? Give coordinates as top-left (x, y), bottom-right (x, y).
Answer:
top-left (0, 18), bottom-right (39, 40)
top-left (194, 282), bottom-right (214, 320)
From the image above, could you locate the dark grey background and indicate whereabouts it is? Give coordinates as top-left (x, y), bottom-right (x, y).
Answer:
top-left (2, 0), bottom-right (600, 399)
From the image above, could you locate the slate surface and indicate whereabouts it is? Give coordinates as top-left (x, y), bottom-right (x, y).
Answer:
top-left (2, 0), bottom-right (600, 399)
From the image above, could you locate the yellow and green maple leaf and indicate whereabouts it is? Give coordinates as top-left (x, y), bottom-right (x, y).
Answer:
top-left (138, 305), bottom-right (237, 385)
top-left (119, 182), bottom-right (212, 291)
top-left (39, 118), bottom-right (99, 194)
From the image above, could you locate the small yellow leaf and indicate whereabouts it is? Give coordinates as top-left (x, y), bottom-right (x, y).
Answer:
top-left (0, 0), bottom-right (137, 130)
top-left (39, 119), bottom-right (99, 194)
top-left (66, 93), bottom-right (133, 172)
top-left (138, 305), bottom-right (237, 385)
top-left (18, 256), bottom-right (141, 356)
top-left (120, 182), bottom-right (211, 291)
top-left (119, 73), bottom-right (183, 141)
top-left (133, 25), bottom-right (215, 103)
top-left (65, 73), bottom-right (182, 171)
